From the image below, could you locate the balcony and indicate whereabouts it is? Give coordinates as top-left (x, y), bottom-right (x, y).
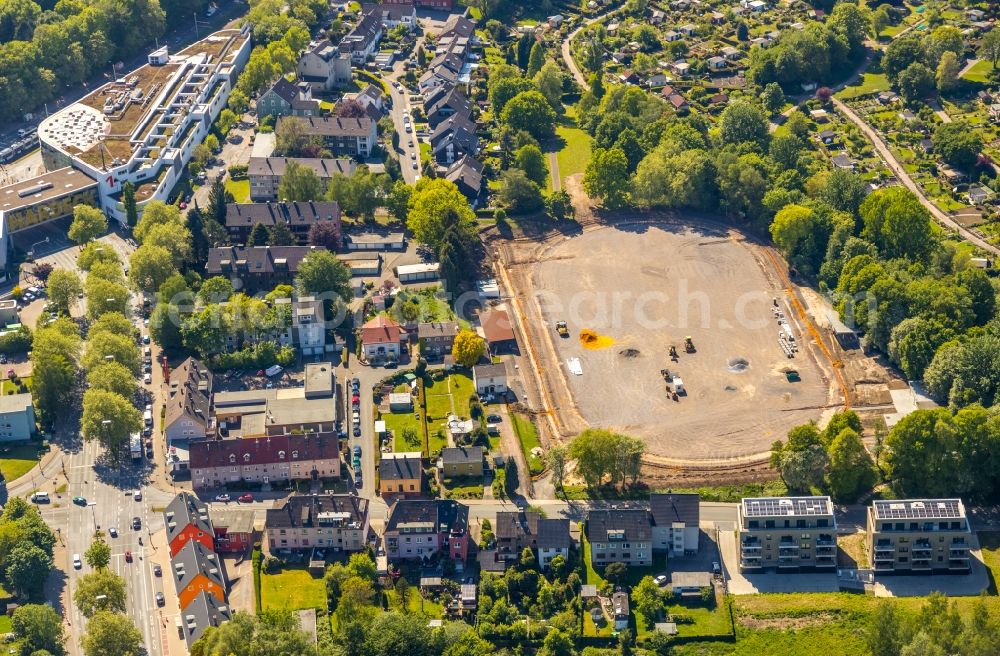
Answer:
top-left (911, 557), bottom-right (931, 570)
top-left (949, 558), bottom-right (970, 571)
top-left (816, 535), bottom-right (836, 547)
top-left (816, 557), bottom-right (836, 568)
top-left (874, 551), bottom-right (894, 562)
top-left (874, 541), bottom-right (894, 553)
top-left (874, 560), bottom-right (895, 571)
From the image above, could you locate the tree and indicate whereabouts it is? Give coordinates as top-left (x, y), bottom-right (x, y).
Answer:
top-left (873, 6), bottom-right (892, 37)
top-left (527, 41), bottom-right (545, 76)
top-left (228, 88), bottom-right (249, 114)
top-left (81, 389), bottom-right (143, 461)
top-left (632, 576), bottom-right (663, 622)
top-left (74, 570), bottom-right (126, 618)
top-left (539, 630), bottom-right (574, 656)
top-left (489, 76), bottom-right (535, 115)
top-left (500, 90), bottom-right (557, 140)
top-left (545, 190), bottom-right (573, 221)
top-left (719, 99), bottom-right (769, 149)
top-left (206, 178), bottom-right (231, 227)
top-left (269, 221), bottom-right (296, 246)
top-left (135, 201), bottom-right (184, 243)
top-left (822, 168), bottom-right (869, 215)
top-left (498, 168), bottom-right (544, 214)
top-left (534, 60), bottom-right (563, 109)
top-left (546, 444), bottom-right (567, 493)
top-left (81, 612), bottom-right (142, 656)
top-left (30, 320), bottom-right (81, 421)
top-left (933, 122), bottom-right (983, 172)
top-left (981, 27), bottom-right (1000, 69)
top-left (407, 179), bottom-right (477, 252)
top-left (760, 82), bottom-right (785, 114)
top-left (897, 62), bottom-right (935, 104)
top-left (868, 601), bottom-right (906, 656)
top-left (6, 543), bottom-right (51, 598)
top-left (770, 424), bottom-right (829, 491)
top-left (333, 98), bottom-right (366, 118)
top-left (826, 428), bottom-right (876, 501)
top-left (584, 147), bottom-right (630, 208)
top-left (11, 605), bottom-right (64, 656)
top-left (198, 276), bottom-right (234, 305)
top-left (386, 180), bottom-right (412, 223)
top-left (84, 538), bottom-right (111, 570)
top-left (860, 187), bottom-right (935, 261)
top-left (83, 332), bottom-right (140, 374)
top-left (451, 330), bottom-right (485, 367)
top-left (296, 250), bottom-right (352, 301)
top-left (936, 51), bottom-right (960, 94)
top-left (514, 144), bottom-right (548, 187)
top-left (828, 2), bottom-right (872, 56)
top-left (308, 220), bottom-right (342, 250)
top-left (278, 160), bottom-right (325, 201)
top-left (247, 222), bottom-right (270, 247)
top-left (604, 562), bottom-right (627, 585)
top-left (128, 244), bottom-right (176, 294)
top-left (69, 205), bottom-right (108, 245)
top-left (122, 182), bottom-right (138, 228)
top-left (87, 362), bottom-right (136, 400)
top-left (46, 269), bottom-right (83, 314)
top-left (186, 207), bottom-right (210, 267)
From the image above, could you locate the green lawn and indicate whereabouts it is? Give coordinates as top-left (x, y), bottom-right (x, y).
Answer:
top-left (384, 411), bottom-right (424, 453)
top-left (424, 372), bottom-right (475, 420)
top-left (837, 72), bottom-right (889, 100)
top-left (225, 178), bottom-right (250, 203)
top-left (511, 414), bottom-right (543, 475)
top-left (666, 603), bottom-right (733, 638)
top-left (0, 443), bottom-right (42, 483)
top-left (260, 567), bottom-right (326, 611)
top-left (1, 375), bottom-right (31, 396)
top-left (963, 59), bottom-right (996, 84)
top-left (555, 113), bottom-right (592, 183)
top-left (385, 587), bottom-right (444, 616)
top-left (441, 476), bottom-right (483, 499)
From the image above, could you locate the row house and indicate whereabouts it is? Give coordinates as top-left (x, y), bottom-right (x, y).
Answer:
top-left (278, 116), bottom-right (378, 158)
top-left (189, 431), bottom-right (341, 490)
top-left (362, 1), bottom-right (417, 30)
top-left (163, 358), bottom-right (214, 448)
top-left (266, 494), bottom-right (370, 552)
top-left (384, 499), bottom-right (471, 563)
top-left (338, 7), bottom-right (383, 64)
top-left (224, 201), bottom-right (341, 246)
top-left (489, 510), bottom-right (571, 570)
top-left (586, 509), bottom-right (653, 567)
top-left (206, 245), bottom-right (319, 294)
top-left (248, 156), bottom-right (355, 202)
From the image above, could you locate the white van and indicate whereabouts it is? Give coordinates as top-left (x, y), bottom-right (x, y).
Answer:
top-left (143, 409), bottom-right (153, 427)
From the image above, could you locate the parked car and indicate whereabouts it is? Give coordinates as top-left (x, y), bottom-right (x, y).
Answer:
top-left (109, 527), bottom-right (118, 538)
top-left (487, 414), bottom-right (502, 423)
top-left (215, 494), bottom-right (231, 502)
top-left (238, 493), bottom-right (254, 503)
top-left (654, 574), bottom-right (668, 587)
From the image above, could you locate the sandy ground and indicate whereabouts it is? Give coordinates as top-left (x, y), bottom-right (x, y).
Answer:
top-left (518, 222), bottom-right (829, 460)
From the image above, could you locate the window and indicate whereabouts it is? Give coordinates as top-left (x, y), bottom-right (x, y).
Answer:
top-left (229, 454), bottom-right (236, 464)
top-left (243, 454), bottom-right (251, 463)
top-left (292, 451), bottom-right (299, 459)
top-left (278, 451), bottom-right (285, 459)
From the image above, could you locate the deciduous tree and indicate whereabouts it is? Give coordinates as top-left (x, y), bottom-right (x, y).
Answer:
top-left (69, 205), bottom-right (107, 244)
top-left (451, 330), bottom-right (486, 368)
top-left (81, 611), bottom-right (142, 656)
top-left (74, 570), bottom-right (126, 618)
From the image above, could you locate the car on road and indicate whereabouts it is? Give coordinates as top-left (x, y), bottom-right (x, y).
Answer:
top-left (72, 496), bottom-right (87, 506)
top-left (109, 527), bottom-right (118, 538)
top-left (132, 516), bottom-right (141, 530)
top-left (124, 550), bottom-right (132, 563)
top-left (238, 493), bottom-right (254, 503)
top-left (133, 490), bottom-right (142, 501)
top-left (153, 564), bottom-right (162, 576)
top-left (412, 161), bottom-right (418, 169)
top-left (410, 152), bottom-right (416, 159)
top-left (155, 591), bottom-right (165, 606)
top-left (486, 414), bottom-right (502, 423)
top-left (407, 139), bottom-right (413, 147)
top-left (142, 335), bottom-right (150, 344)
top-left (30, 492), bottom-right (49, 503)
top-left (405, 124), bottom-right (412, 133)
top-left (143, 373), bottom-right (152, 384)
top-left (215, 494), bottom-right (231, 502)
top-left (73, 554), bottom-right (81, 569)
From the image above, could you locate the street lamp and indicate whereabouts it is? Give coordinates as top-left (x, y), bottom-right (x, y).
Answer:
top-left (87, 501), bottom-right (97, 531)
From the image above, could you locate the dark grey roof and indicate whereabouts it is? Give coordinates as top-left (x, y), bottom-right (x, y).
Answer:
top-left (446, 155), bottom-right (483, 199)
top-left (649, 493), bottom-right (700, 527)
top-left (386, 499), bottom-right (468, 534)
top-left (165, 357), bottom-right (213, 432)
top-left (247, 157), bottom-right (356, 179)
top-left (278, 116), bottom-right (375, 137)
top-left (172, 540), bottom-right (226, 595)
top-left (473, 361), bottom-right (506, 379)
top-left (441, 445), bottom-right (483, 465)
top-left (224, 202), bottom-right (341, 229)
top-left (164, 492), bottom-right (214, 545)
top-left (418, 321), bottom-right (459, 339)
top-left (440, 14), bottom-right (475, 39)
top-left (206, 246), bottom-right (318, 276)
top-left (496, 511), bottom-right (571, 551)
top-left (339, 9), bottom-right (382, 53)
top-left (587, 508), bottom-right (652, 543)
top-left (181, 591), bottom-right (232, 647)
top-left (264, 77), bottom-right (300, 105)
top-left (266, 494), bottom-right (368, 529)
top-left (379, 453), bottom-right (422, 481)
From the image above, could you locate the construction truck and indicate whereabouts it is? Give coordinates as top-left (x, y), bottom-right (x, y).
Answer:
top-left (555, 321), bottom-right (569, 338)
top-left (684, 336), bottom-right (695, 353)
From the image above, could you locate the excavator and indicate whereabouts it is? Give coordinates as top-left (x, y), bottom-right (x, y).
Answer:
top-left (555, 321), bottom-right (569, 338)
top-left (685, 336), bottom-right (695, 353)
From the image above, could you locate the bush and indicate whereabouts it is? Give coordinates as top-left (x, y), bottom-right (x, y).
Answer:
top-left (0, 326), bottom-right (32, 354)
top-left (228, 163), bottom-right (249, 179)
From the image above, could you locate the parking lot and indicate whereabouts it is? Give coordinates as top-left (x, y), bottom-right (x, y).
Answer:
top-left (515, 222), bottom-right (830, 460)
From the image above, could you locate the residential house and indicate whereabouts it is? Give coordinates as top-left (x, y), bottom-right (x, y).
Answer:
top-left (352, 84), bottom-right (386, 121)
top-left (297, 40), bottom-right (352, 92)
top-left (384, 0), bottom-right (452, 8)
top-left (472, 362), bottom-right (507, 396)
top-left (190, 432), bottom-right (340, 491)
top-left (379, 452), bottom-right (424, 497)
top-left (612, 592), bottom-right (630, 630)
top-left (266, 494), bottom-right (370, 552)
top-left (275, 296), bottom-right (327, 356)
top-left (257, 78), bottom-right (318, 118)
top-left (164, 493), bottom-right (215, 558)
top-left (866, 499), bottom-right (972, 574)
top-left (425, 86), bottom-right (472, 129)
top-left (649, 493), bottom-right (700, 556)
top-left (430, 113), bottom-right (479, 165)
top-left (224, 202), bottom-right (341, 245)
top-left (248, 157), bottom-right (356, 202)
top-left (360, 315), bottom-right (403, 362)
top-left (479, 309), bottom-right (517, 354)
top-left (419, 65), bottom-right (459, 93)
top-left (493, 510), bottom-right (571, 569)
top-left (831, 153), bottom-right (855, 170)
top-left (180, 591), bottom-right (231, 648)
top-left (384, 499), bottom-right (471, 563)
top-left (444, 155), bottom-right (484, 207)
top-left (707, 56), bottom-right (727, 70)
top-left (173, 540), bottom-right (227, 609)
top-left (0, 393), bottom-right (34, 441)
top-left (738, 496), bottom-right (837, 572)
top-left (206, 246), bottom-right (319, 293)
top-left (586, 509), bottom-right (653, 567)
top-left (363, 1), bottom-right (417, 29)
top-left (164, 358), bottom-right (213, 447)
top-left (339, 7), bottom-right (383, 64)
top-left (418, 321), bottom-right (459, 357)
top-left (440, 446), bottom-right (484, 478)
top-left (278, 116), bottom-right (378, 158)
top-left (210, 509), bottom-right (257, 554)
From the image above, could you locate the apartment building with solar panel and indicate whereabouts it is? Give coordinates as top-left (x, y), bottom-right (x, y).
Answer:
top-left (865, 499), bottom-right (972, 574)
top-left (738, 496), bottom-right (837, 572)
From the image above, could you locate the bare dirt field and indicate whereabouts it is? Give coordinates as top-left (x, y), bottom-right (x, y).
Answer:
top-left (509, 221), bottom-right (833, 461)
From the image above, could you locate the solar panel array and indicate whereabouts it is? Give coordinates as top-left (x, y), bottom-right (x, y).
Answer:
top-left (742, 496), bottom-right (832, 518)
top-left (872, 499), bottom-right (964, 520)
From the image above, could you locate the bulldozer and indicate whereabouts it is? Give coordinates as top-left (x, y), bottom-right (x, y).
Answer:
top-left (684, 336), bottom-right (695, 353)
top-left (555, 321), bottom-right (569, 338)
top-left (669, 345), bottom-right (678, 360)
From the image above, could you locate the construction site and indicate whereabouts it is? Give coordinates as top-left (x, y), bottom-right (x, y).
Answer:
top-left (496, 217), bottom-right (902, 485)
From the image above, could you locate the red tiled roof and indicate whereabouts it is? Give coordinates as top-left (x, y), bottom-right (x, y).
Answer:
top-left (480, 310), bottom-right (516, 344)
top-left (361, 315), bottom-right (402, 346)
top-left (190, 432), bottom-right (339, 469)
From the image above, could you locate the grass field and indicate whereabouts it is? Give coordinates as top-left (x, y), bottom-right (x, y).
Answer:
top-left (385, 410), bottom-right (424, 453)
top-left (511, 414), bottom-right (543, 474)
top-left (837, 73), bottom-right (889, 100)
top-left (385, 587), bottom-right (444, 616)
top-left (555, 111), bottom-right (592, 184)
top-left (0, 443), bottom-right (42, 482)
top-left (962, 60), bottom-right (996, 84)
top-left (260, 567), bottom-right (326, 611)
top-left (0, 375), bottom-right (31, 396)
top-left (224, 178), bottom-right (250, 203)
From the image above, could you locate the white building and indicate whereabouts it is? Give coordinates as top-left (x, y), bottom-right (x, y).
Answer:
top-left (38, 29), bottom-right (252, 224)
top-left (472, 362), bottom-right (507, 396)
top-left (649, 493), bottom-right (700, 557)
